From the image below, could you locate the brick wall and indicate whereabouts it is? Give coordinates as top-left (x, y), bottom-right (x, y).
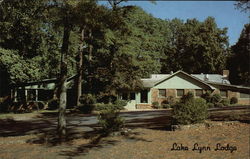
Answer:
top-left (151, 88), bottom-right (177, 105)
top-left (136, 104), bottom-right (153, 109)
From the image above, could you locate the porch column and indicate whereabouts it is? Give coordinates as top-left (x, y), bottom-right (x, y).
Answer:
top-left (25, 89), bottom-right (28, 102)
top-left (35, 89), bottom-right (38, 101)
top-left (14, 88), bottom-right (17, 102)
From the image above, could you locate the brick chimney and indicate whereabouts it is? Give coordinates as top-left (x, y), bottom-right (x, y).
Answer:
top-left (222, 70), bottom-right (229, 79)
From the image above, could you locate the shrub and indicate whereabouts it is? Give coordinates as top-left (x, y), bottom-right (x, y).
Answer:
top-left (173, 98), bottom-right (208, 125)
top-left (94, 103), bottom-right (125, 111)
top-left (228, 114), bottom-right (240, 121)
top-left (161, 100), bottom-right (172, 109)
top-left (78, 104), bottom-right (95, 114)
top-left (210, 94), bottom-right (222, 104)
top-left (201, 91), bottom-right (212, 103)
top-left (47, 99), bottom-right (59, 110)
top-left (162, 103), bottom-right (171, 109)
top-left (215, 103), bottom-right (224, 108)
top-left (207, 103), bottom-right (214, 108)
top-left (37, 101), bottom-right (46, 110)
top-left (167, 96), bottom-right (175, 105)
top-left (114, 99), bottom-right (127, 109)
top-left (79, 94), bottom-right (96, 105)
top-left (98, 108), bottom-right (124, 135)
top-left (220, 99), bottom-right (230, 106)
top-left (0, 96), bottom-right (12, 113)
top-left (152, 101), bottom-right (160, 109)
top-left (180, 91), bottom-right (194, 103)
top-left (207, 103), bottom-right (215, 108)
top-left (230, 97), bottom-right (238, 104)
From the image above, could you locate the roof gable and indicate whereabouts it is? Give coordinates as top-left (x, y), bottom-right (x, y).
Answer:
top-left (153, 71), bottom-right (214, 89)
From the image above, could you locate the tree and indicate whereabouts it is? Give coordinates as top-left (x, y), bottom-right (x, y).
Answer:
top-left (235, 0), bottom-right (250, 12)
top-left (228, 23), bottom-right (250, 86)
top-left (161, 17), bottom-right (229, 74)
top-left (0, 0), bottom-right (46, 58)
top-left (46, 0), bottom-right (75, 140)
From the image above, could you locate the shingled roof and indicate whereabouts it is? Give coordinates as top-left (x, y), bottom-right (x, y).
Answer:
top-left (141, 70), bottom-right (230, 88)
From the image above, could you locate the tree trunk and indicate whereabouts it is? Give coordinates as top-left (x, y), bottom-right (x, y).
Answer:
top-left (76, 27), bottom-right (85, 107)
top-left (58, 20), bottom-right (70, 140)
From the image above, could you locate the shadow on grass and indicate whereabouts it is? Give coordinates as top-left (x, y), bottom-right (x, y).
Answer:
top-left (0, 117), bottom-right (54, 137)
top-left (208, 109), bottom-right (250, 124)
top-left (125, 115), bottom-right (173, 131)
top-left (60, 133), bottom-right (118, 157)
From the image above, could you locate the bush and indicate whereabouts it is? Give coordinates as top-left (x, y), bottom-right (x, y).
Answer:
top-left (167, 96), bottom-right (175, 105)
top-left (220, 99), bottom-right (230, 106)
top-left (161, 100), bottom-right (172, 109)
top-left (37, 101), bottom-right (46, 110)
top-left (215, 103), bottom-right (224, 108)
top-left (230, 97), bottom-right (238, 104)
top-left (207, 103), bottom-right (215, 108)
top-left (201, 91), bottom-right (212, 103)
top-left (94, 103), bottom-right (125, 111)
top-left (173, 98), bottom-right (208, 125)
top-left (181, 92), bottom-right (194, 103)
top-left (79, 94), bottom-right (96, 105)
top-left (98, 108), bottom-right (124, 135)
top-left (78, 104), bottom-right (95, 114)
top-left (228, 114), bottom-right (240, 121)
top-left (114, 99), bottom-right (127, 108)
top-left (152, 101), bottom-right (161, 109)
top-left (47, 99), bottom-right (59, 110)
top-left (162, 103), bottom-right (171, 109)
top-left (210, 94), bottom-right (221, 104)
top-left (0, 96), bottom-right (12, 113)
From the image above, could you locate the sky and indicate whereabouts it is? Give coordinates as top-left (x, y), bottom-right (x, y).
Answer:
top-left (100, 1), bottom-right (249, 46)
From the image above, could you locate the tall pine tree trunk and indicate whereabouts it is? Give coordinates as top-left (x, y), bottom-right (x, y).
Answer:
top-left (76, 27), bottom-right (85, 106)
top-left (58, 20), bottom-right (70, 140)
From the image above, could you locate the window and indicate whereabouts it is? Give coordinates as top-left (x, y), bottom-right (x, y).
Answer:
top-left (140, 90), bottom-right (148, 103)
top-left (220, 90), bottom-right (227, 98)
top-left (122, 93), bottom-right (128, 100)
top-left (195, 89), bottom-right (203, 97)
top-left (130, 93), bottom-right (135, 100)
top-left (38, 90), bottom-right (53, 101)
top-left (27, 89), bottom-right (36, 101)
top-left (159, 89), bottom-right (166, 98)
top-left (177, 89), bottom-right (184, 97)
top-left (240, 92), bottom-right (250, 98)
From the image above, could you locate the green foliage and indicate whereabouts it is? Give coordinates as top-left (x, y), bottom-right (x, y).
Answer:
top-left (0, 48), bottom-right (41, 84)
top-left (210, 94), bottom-right (222, 104)
top-left (161, 97), bottom-right (175, 109)
top-left (180, 92), bottom-right (194, 103)
top-left (228, 24), bottom-right (250, 86)
top-left (173, 98), bottom-right (208, 125)
top-left (0, 0), bottom-right (46, 58)
top-left (215, 103), bottom-right (224, 108)
top-left (220, 99), bottom-right (230, 106)
top-left (0, 97), bottom-right (12, 113)
top-left (114, 99), bottom-right (127, 107)
top-left (230, 97), bottom-right (238, 104)
top-left (228, 114), bottom-right (241, 121)
top-left (152, 101), bottom-right (160, 109)
top-left (47, 99), bottom-right (59, 110)
top-left (162, 17), bottom-right (229, 74)
top-left (207, 103), bottom-right (215, 108)
top-left (162, 103), bottom-right (171, 109)
top-left (79, 94), bottom-right (97, 105)
top-left (98, 108), bottom-right (124, 135)
top-left (94, 103), bottom-right (125, 111)
top-left (201, 91), bottom-right (212, 103)
top-left (78, 104), bottom-right (95, 114)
